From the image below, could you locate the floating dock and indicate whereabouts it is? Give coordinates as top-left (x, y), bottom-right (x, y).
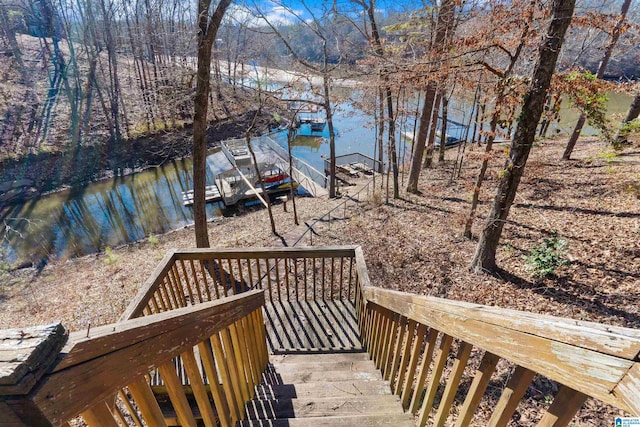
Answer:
top-left (181, 137), bottom-right (329, 207)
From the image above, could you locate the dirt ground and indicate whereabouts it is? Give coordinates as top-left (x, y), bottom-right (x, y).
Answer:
top-left (1, 136), bottom-right (638, 425)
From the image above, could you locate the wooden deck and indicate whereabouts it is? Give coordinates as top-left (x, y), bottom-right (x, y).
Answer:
top-left (263, 300), bottom-right (362, 354)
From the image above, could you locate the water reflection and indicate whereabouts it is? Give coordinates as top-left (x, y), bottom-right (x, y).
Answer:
top-left (1, 156), bottom-right (222, 263)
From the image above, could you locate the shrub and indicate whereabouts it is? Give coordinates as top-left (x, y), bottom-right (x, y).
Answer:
top-left (524, 232), bottom-right (568, 278)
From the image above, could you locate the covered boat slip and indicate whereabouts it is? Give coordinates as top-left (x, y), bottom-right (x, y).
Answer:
top-left (182, 136), bottom-right (328, 207)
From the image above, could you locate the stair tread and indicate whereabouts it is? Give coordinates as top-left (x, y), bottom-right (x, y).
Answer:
top-left (245, 395), bottom-right (404, 419)
top-left (237, 413), bottom-right (415, 426)
top-left (270, 352), bottom-right (371, 364)
top-left (255, 380), bottom-right (392, 399)
top-left (263, 368), bottom-right (381, 384)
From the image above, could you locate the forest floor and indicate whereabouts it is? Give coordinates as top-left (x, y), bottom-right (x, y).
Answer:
top-left (1, 135), bottom-right (639, 425)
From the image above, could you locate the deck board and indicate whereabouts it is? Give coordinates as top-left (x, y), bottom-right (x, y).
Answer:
top-left (263, 300), bottom-right (362, 354)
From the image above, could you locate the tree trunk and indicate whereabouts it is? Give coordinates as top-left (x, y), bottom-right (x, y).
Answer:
top-left (423, 90), bottom-right (442, 169)
top-left (438, 95), bottom-right (449, 162)
top-left (192, 0), bottom-right (232, 248)
top-left (405, 0), bottom-right (456, 190)
top-left (470, 0), bottom-right (575, 273)
top-left (406, 82), bottom-right (437, 193)
top-left (614, 89), bottom-right (640, 146)
top-left (562, 0), bottom-right (631, 160)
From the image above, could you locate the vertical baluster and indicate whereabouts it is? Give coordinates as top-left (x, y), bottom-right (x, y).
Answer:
top-left (303, 257), bottom-right (309, 301)
top-left (264, 258), bottom-right (273, 302)
top-left (158, 360), bottom-right (198, 427)
top-left (155, 285), bottom-right (169, 312)
top-left (236, 259), bottom-right (245, 292)
top-left (127, 376), bottom-right (168, 427)
top-left (274, 258), bottom-right (282, 301)
top-left (487, 365), bottom-right (535, 427)
top-left (178, 260), bottom-right (196, 303)
top-left (293, 258), bottom-right (300, 301)
top-left (348, 256), bottom-right (354, 301)
top-left (211, 333), bottom-right (242, 422)
top-left (246, 259), bottom-right (254, 290)
top-left (389, 316), bottom-right (408, 389)
top-left (394, 320), bottom-right (416, 395)
top-left (118, 389), bottom-right (143, 426)
top-left (321, 258), bottom-right (326, 300)
top-left (81, 401), bottom-right (119, 427)
top-left (227, 259), bottom-right (237, 294)
top-left (401, 323), bottom-right (428, 409)
top-left (417, 334), bottom-right (454, 426)
top-left (382, 314), bottom-right (399, 379)
top-left (170, 265), bottom-right (189, 305)
top-left (189, 260), bottom-right (204, 303)
top-left (433, 341), bottom-right (474, 426)
top-left (339, 257), bottom-right (345, 300)
top-left (410, 329), bottom-right (439, 413)
top-left (150, 295), bottom-right (161, 313)
top-left (312, 258), bottom-right (318, 300)
top-left (199, 340), bottom-right (232, 427)
top-left (232, 319), bottom-right (252, 395)
top-left (284, 258), bottom-right (291, 302)
top-left (163, 277), bottom-right (180, 308)
top-left (455, 351), bottom-right (500, 427)
top-left (198, 260), bottom-right (213, 301)
top-left (330, 257), bottom-right (336, 300)
top-left (536, 386), bottom-right (588, 427)
top-left (217, 258), bottom-right (229, 297)
top-left (226, 325), bottom-right (250, 403)
top-left (181, 349), bottom-right (218, 427)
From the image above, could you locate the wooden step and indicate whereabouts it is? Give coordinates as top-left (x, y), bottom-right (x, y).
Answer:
top-left (263, 368), bottom-right (381, 384)
top-left (270, 352), bottom-right (371, 364)
top-left (255, 380), bottom-right (392, 400)
top-left (244, 395), bottom-right (404, 419)
top-left (237, 413), bottom-right (416, 426)
top-left (268, 360), bottom-right (378, 374)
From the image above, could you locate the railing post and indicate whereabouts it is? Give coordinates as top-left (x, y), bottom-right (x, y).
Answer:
top-left (0, 323), bottom-right (68, 426)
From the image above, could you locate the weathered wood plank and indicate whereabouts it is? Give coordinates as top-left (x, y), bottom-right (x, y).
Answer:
top-left (536, 386), bottom-right (588, 427)
top-left (173, 246), bottom-right (358, 260)
top-left (364, 287), bottom-right (640, 358)
top-left (454, 351), bottom-right (500, 427)
top-left (33, 291), bottom-right (263, 425)
top-left (158, 360), bottom-right (198, 427)
top-left (613, 362), bottom-right (640, 416)
top-left (365, 287), bottom-right (636, 411)
top-left (81, 401), bottom-right (119, 427)
top-left (0, 323), bottom-right (68, 396)
top-left (401, 323), bottom-right (427, 410)
top-left (128, 376), bottom-right (167, 427)
top-left (417, 334), bottom-right (454, 427)
top-left (487, 366), bottom-right (535, 427)
top-left (409, 328), bottom-right (438, 414)
top-left (433, 341), bottom-right (474, 427)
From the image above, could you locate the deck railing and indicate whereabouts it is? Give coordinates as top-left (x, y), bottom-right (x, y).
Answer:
top-left (0, 291), bottom-right (268, 427)
top-left (2, 246), bottom-right (639, 426)
top-left (352, 243), bottom-right (640, 425)
top-left (121, 246), bottom-right (360, 321)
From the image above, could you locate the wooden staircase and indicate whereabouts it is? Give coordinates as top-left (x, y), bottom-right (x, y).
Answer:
top-left (239, 352), bottom-right (414, 426)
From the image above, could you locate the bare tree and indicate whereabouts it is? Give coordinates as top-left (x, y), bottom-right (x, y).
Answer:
top-left (470, 0), bottom-right (576, 273)
top-left (193, 0), bottom-right (233, 248)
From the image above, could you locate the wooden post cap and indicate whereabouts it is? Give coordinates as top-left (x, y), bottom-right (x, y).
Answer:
top-left (0, 323), bottom-right (68, 396)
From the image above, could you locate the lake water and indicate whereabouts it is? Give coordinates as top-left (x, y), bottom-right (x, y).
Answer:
top-left (0, 90), bottom-right (632, 264)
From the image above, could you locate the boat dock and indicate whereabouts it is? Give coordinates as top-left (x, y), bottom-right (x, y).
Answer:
top-left (181, 136), bottom-right (328, 207)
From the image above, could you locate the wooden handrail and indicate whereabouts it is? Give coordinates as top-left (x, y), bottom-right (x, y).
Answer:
top-left (359, 285), bottom-right (640, 424)
top-left (1, 290), bottom-right (267, 426)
